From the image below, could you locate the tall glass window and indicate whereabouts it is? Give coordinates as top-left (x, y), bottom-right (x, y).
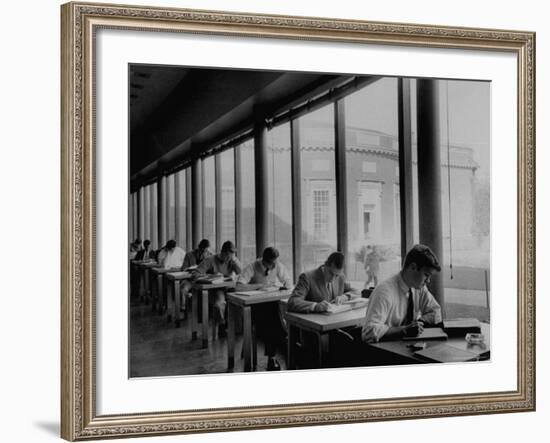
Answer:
top-left (219, 149), bottom-right (236, 246)
top-left (344, 78), bottom-right (401, 288)
top-left (440, 80), bottom-right (490, 321)
top-left (167, 174), bottom-right (176, 242)
top-left (266, 123), bottom-right (294, 280)
top-left (299, 105), bottom-right (337, 271)
top-left (237, 140), bottom-right (256, 266)
top-left (202, 156), bottom-right (216, 250)
top-left (411, 79), bottom-right (490, 321)
top-left (175, 169), bottom-right (187, 250)
top-left (143, 184), bottom-right (151, 244)
top-left (149, 182), bottom-right (158, 249)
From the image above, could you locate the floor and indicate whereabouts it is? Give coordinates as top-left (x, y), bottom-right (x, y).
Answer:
top-left (129, 299), bottom-right (287, 378)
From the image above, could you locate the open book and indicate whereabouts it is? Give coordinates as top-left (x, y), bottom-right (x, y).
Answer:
top-left (402, 327), bottom-right (448, 341)
top-left (195, 275), bottom-right (233, 284)
top-left (322, 304), bottom-right (353, 315)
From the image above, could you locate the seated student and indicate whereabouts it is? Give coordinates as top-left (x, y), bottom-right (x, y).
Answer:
top-left (196, 240), bottom-right (242, 336)
top-left (236, 247), bottom-right (292, 371)
top-left (129, 238), bottom-right (142, 259)
top-left (157, 239), bottom-right (186, 270)
top-left (135, 239), bottom-right (154, 261)
top-left (288, 252), bottom-right (359, 313)
top-left (179, 239), bottom-right (213, 315)
top-left (362, 244), bottom-right (442, 343)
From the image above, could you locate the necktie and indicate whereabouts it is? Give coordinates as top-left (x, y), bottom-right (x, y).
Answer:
top-left (327, 281), bottom-right (333, 302)
top-left (405, 288), bottom-right (415, 324)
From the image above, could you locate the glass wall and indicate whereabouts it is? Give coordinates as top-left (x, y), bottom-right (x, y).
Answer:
top-left (298, 105), bottom-right (337, 271)
top-left (202, 156), bottom-right (216, 250)
top-left (439, 80), bottom-right (491, 321)
top-left (219, 149), bottom-right (236, 247)
top-left (237, 140), bottom-right (256, 265)
top-left (410, 79), bottom-right (490, 321)
top-left (266, 123), bottom-right (294, 280)
top-left (149, 182), bottom-right (158, 249)
top-left (344, 78), bottom-right (401, 288)
top-left (142, 184), bottom-right (150, 244)
top-left (175, 169), bottom-right (187, 250)
top-left (166, 174), bottom-right (176, 242)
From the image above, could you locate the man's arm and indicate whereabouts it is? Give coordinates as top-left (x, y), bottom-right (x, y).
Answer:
top-left (236, 263), bottom-right (255, 286)
top-left (362, 291), bottom-right (392, 342)
top-left (417, 287), bottom-right (442, 325)
top-left (230, 257), bottom-right (242, 275)
top-left (288, 273), bottom-right (318, 313)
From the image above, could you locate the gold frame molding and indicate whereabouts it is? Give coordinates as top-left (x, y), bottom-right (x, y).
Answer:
top-left (61, 1), bottom-right (536, 440)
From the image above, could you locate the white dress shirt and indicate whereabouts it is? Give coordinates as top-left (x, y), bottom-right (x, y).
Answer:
top-left (160, 246), bottom-right (186, 269)
top-left (237, 259), bottom-right (292, 288)
top-left (362, 272), bottom-right (442, 343)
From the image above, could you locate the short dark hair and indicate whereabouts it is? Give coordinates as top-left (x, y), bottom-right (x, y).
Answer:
top-left (198, 239), bottom-right (210, 249)
top-left (262, 247), bottom-right (279, 262)
top-left (325, 251), bottom-right (345, 269)
top-left (403, 244), bottom-right (441, 272)
top-left (221, 240), bottom-right (236, 253)
top-left (144, 240), bottom-right (151, 247)
top-left (165, 239), bottom-right (177, 250)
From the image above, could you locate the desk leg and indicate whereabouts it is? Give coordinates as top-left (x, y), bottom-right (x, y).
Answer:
top-left (227, 303), bottom-right (237, 370)
top-left (166, 279), bottom-right (173, 323)
top-left (151, 275), bottom-right (157, 312)
top-left (316, 332), bottom-right (323, 368)
top-left (201, 290), bottom-right (209, 348)
top-left (191, 289), bottom-right (198, 341)
top-left (243, 306), bottom-right (252, 372)
top-left (287, 324), bottom-right (296, 370)
top-left (159, 278), bottom-right (165, 314)
top-left (144, 269), bottom-right (151, 305)
top-left (252, 324), bottom-right (258, 370)
top-left (138, 270), bottom-right (145, 302)
top-left (174, 281), bottom-right (181, 327)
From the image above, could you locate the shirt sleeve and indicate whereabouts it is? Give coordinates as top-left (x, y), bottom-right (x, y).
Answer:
top-left (362, 289), bottom-right (392, 343)
top-left (196, 257), bottom-right (211, 275)
top-left (230, 257), bottom-right (242, 275)
top-left (237, 263), bottom-right (254, 284)
top-left (288, 273), bottom-right (316, 313)
top-left (417, 287), bottom-right (442, 325)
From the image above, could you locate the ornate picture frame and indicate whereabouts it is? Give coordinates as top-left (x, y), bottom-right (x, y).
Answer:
top-left (61, 1), bottom-right (535, 440)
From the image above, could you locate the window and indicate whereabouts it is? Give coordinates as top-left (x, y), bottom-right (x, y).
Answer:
top-left (166, 173), bottom-right (176, 242)
top-left (175, 169), bottom-right (187, 250)
top-left (344, 78), bottom-right (401, 287)
top-left (237, 140), bottom-right (256, 265)
top-left (411, 79), bottom-right (490, 321)
top-left (299, 105), bottom-right (337, 270)
top-left (312, 189), bottom-right (330, 241)
top-left (143, 184), bottom-right (151, 244)
top-left (219, 149), bottom-right (235, 245)
top-left (202, 156), bottom-right (216, 250)
top-left (267, 123), bottom-right (294, 280)
top-left (149, 182), bottom-right (158, 249)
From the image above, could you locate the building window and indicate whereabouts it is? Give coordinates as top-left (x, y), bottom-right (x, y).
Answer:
top-left (313, 189), bottom-right (330, 241)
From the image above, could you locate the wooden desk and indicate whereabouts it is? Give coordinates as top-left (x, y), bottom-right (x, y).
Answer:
top-left (192, 281), bottom-right (236, 348)
top-left (285, 305), bottom-right (368, 369)
top-left (227, 289), bottom-right (292, 372)
top-left (164, 271), bottom-right (192, 327)
top-left (136, 261), bottom-right (158, 304)
top-left (367, 322), bottom-right (490, 365)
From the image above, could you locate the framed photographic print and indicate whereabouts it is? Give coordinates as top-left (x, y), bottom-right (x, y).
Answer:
top-left (61, 1), bottom-right (536, 440)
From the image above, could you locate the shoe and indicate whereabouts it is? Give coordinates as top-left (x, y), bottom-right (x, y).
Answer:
top-left (267, 357), bottom-right (281, 371)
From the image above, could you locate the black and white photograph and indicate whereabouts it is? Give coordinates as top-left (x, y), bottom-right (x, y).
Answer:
top-left (128, 64), bottom-right (491, 377)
